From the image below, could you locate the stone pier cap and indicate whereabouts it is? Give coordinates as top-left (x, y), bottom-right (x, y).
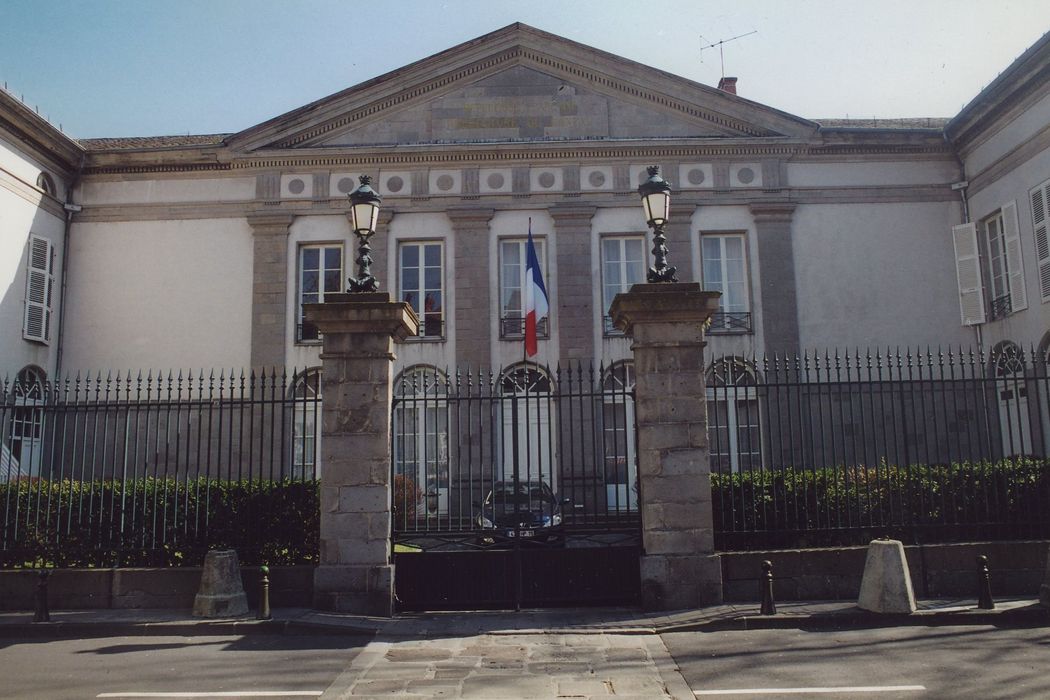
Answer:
top-left (609, 282), bottom-right (722, 335)
top-left (304, 292), bottom-right (419, 340)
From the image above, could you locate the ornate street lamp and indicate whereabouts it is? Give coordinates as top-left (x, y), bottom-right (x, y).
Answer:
top-left (638, 165), bottom-right (677, 283)
top-left (347, 174), bottom-right (382, 293)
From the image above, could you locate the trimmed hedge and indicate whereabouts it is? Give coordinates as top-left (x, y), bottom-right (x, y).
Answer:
top-left (0, 478), bottom-right (319, 568)
top-left (712, 457), bottom-right (1050, 548)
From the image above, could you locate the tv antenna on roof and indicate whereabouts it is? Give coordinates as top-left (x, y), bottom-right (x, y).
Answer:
top-left (699, 30), bottom-right (757, 78)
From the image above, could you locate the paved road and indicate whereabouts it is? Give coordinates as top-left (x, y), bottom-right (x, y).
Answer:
top-left (662, 624), bottom-right (1050, 699)
top-left (0, 633), bottom-right (369, 700)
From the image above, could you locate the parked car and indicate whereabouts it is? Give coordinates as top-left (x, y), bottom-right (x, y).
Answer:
top-left (475, 480), bottom-right (568, 546)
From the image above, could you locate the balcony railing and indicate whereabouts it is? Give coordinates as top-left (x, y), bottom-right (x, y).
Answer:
top-left (989, 294), bottom-right (1012, 321)
top-left (707, 311), bottom-right (753, 335)
top-left (500, 315), bottom-right (549, 340)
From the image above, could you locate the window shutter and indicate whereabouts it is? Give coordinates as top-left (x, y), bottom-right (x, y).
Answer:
top-left (23, 236), bottom-right (54, 343)
top-left (1031, 180), bottom-right (1050, 302)
top-left (952, 222), bottom-right (985, 326)
top-left (1001, 200), bottom-right (1027, 312)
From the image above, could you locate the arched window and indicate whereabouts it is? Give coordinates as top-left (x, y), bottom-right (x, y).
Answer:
top-left (290, 368), bottom-right (321, 478)
top-left (706, 357), bottom-right (761, 473)
top-left (36, 173), bottom-right (56, 196)
top-left (498, 363), bottom-right (553, 486)
top-left (5, 366), bottom-right (46, 479)
top-left (601, 361), bottom-right (636, 511)
top-left (393, 366), bottom-right (450, 520)
top-left (991, 341), bottom-right (1032, 456)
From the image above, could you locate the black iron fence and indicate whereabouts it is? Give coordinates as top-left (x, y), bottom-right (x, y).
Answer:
top-left (710, 347), bottom-right (1050, 549)
top-left (391, 362), bottom-right (639, 551)
top-left (1, 369), bottom-right (321, 567)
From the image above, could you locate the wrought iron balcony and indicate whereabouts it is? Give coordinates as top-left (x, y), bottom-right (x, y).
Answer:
top-left (989, 294), bottom-right (1012, 321)
top-left (707, 311), bottom-right (753, 335)
top-left (500, 315), bottom-right (549, 340)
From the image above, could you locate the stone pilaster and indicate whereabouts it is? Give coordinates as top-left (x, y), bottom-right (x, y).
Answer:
top-left (749, 202), bottom-right (799, 353)
top-left (304, 292), bottom-right (418, 616)
top-left (609, 283), bottom-right (723, 610)
top-left (550, 205), bottom-right (596, 365)
top-left (665, 202), bottom-right (697, 283)
top-left (447, 208), bottom-right (494, 368)
top-left (248, 212), bottom-right (295, 370)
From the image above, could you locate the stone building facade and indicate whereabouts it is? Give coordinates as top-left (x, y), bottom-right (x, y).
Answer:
top-left (3, 23), bottom-right (1049, 476)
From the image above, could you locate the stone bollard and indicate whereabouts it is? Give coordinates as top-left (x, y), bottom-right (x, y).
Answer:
top-left (857, 539), bottom-right (916, 614)
top-left (977, 555), bottom-right (995, 610)
top-left (760, 560), bottom-right (776, 616)
top-left (192, 550), bottom-right (249, 618)
top-left (33, 569), bottom-right (50, 623)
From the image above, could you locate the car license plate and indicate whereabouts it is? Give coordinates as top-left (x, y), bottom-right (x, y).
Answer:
top-left (518, 529), bottom-right (535, 538)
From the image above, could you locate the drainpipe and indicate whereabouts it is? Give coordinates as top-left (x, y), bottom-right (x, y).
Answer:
top-left (54, 160), bottom-right (83, 380)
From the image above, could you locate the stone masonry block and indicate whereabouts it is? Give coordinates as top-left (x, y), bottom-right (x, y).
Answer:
top-left (635, 396), bottom-right (708, 424)
top-left (337, 538), bottom-right (391, 566)
top-left (644, 528), bottom-right (713, 556)
top-left (637, 424), bottom-right (708, 452)
top-left (640, 473), bottom-right (707, 505)
top-left (339, 484), bottom-right (390, 513)
top-left (658, 449), bottom-right (711, 477)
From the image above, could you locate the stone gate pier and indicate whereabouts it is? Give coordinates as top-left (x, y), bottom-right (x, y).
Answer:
top-left (610, 283), bottom-right (723, 610)
top-left (304, 292), bottom-right (417, 615)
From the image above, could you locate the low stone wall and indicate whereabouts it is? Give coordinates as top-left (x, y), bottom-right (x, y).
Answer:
top-left (0, 565), bottom-right (313, 611)
top-left (722, 540), bottom-right (1049, 602)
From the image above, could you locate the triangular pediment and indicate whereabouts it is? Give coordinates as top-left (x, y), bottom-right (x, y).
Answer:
top-left (227, 23), bottom-right (817, 153)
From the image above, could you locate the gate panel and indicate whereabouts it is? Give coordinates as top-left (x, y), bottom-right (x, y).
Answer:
top-left (392, 363), bottom-right (641, 611)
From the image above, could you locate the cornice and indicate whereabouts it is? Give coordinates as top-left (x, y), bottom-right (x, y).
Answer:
top-left (0, 165), bottom-right (65, 218)
top-left (0, 91), bottom-right (83, 172)
top-left (71, 181), bottom-right (958, 223)
top-left (966, 120), bottom-right (1050, 196)
top-left (748, 202), bottom-right (797, 223)
top-left (246, 211), bottom-right (296, 233)
top-left (75, 136), bottom-right (962, 178)
top-left (445, 207), bottom-right (496, 226)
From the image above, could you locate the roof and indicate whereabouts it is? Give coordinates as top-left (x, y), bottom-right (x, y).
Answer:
top-left (78, 134), bottom-right (230, 151)
top-left (814, 118), bottom-right (949, 130)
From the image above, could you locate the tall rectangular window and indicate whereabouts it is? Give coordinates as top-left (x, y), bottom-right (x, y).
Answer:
top-left (601, 236), bottom-right (646, 335)
top-left (701, 234), bottom-right (752, 333)
top-left (499, 238), bottom-right (548, 339)
top-left (399, 242), bottom-right (444, 338)
top-left (297, 245), bottom-right (343, 343)
top-left (22, 235), bottom-right (54, 344)
top-left (982, 212), bottom-right (1009, 317)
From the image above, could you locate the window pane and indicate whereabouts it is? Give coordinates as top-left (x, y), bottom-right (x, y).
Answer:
top-left (424, 267), bottom-right (441, 290)
top-left (602, 239), bottom-right (621, 264)
top-left (302, 271), bottom-right (318, 295)
top-left (626, 260), bottom-right (644, 285)
top-left (427, 291), bottom-right (442, 312)
top-left (424, 244), bottom-right (441, 266)
top-left (725, 237), bottom-right (743, 259)
top-left (401, 245), bottom-right (418, 267)
top-left (324, 270), bottom-right (342, 294)
top-left (624, 238), bottom-right (644, 261)
top-left (403, 268), bottom-right (419, 292)
top-left (302, 248), bottom-right (319, 269)
top-left (503, 241), bottom-right (520, 266)
top-left (324, 247), bottom-right (341, 269)
top-left (702, 237), bottom-right (721, 260)
top-left (403, 291), bottom-right (418, 310)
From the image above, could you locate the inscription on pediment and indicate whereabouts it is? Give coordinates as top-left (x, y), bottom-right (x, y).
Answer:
top-left (319, 66), bottom-right (733, 146)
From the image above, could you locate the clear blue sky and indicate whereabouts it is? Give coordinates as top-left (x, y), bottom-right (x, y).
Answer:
top-left (1, 0), bottom-right (1047, 138)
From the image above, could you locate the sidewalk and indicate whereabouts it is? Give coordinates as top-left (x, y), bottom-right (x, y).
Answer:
top-left (0, 598), bottom-right (1045, 638)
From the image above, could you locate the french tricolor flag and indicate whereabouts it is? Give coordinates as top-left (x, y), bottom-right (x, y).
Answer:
top-left (524, 221), bottom-right (549, 358)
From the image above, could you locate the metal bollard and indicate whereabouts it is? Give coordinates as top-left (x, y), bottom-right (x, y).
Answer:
top-left (33, 569), bottom-right (51, 623)
top-left (760, 560), bottom-right (777, 615)
top-left (977, 555), bottom-right (995, 610)
top-left (257, 565), bottom-right (272, 620)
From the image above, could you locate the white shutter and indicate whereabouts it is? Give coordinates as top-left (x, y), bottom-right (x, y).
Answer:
top-left (1001, 200), bottom-right (1027, 312)
top-left (1031, 180), bottom-right (1050, 302)
top-left (22, 235), bottom-right (54, 344)
top-left (952, 222), bottom-right (986, 326)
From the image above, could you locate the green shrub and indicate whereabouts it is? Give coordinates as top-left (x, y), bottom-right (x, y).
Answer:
top-left (0, 477), bottom-right (319, 568)
top-left (712, 457), bottom-right (1050, 547)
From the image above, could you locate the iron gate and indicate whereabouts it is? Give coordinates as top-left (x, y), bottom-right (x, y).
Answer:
top-left (391, 362), bottom-right (641, 611)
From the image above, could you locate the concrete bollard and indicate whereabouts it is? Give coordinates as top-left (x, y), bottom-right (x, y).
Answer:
top-left (977, 555), bottom-right (995, 610)
top-left (857, 539), bottom-right (916, 614)
top-left (257, 565), bottom-right (272, 620)
top-left (760, 560), bottom-right (776, 615)
top-left (33, 569), bottom-right (50, 623)
top-left (192, 550), bottom-right (249, 618)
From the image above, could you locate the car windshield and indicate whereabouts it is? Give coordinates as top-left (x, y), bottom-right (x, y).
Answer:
top-left (487, 483), bottom-right (552, 505)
